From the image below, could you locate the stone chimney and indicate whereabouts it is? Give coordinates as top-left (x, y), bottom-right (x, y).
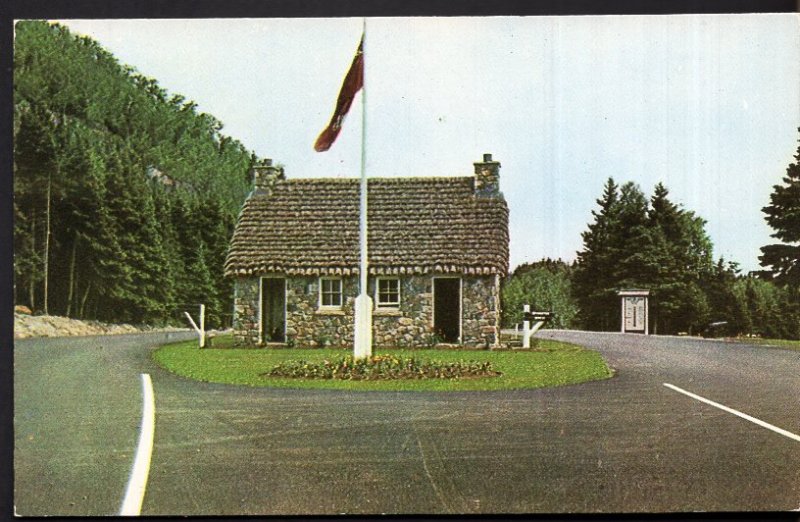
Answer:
top-left (251, 158), bottom-right (285, 195)
top-left (474, 153), bottom-right (501, 198)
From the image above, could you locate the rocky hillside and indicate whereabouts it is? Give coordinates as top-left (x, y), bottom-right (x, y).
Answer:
top-left (14, 312), bottom-right (187, 339)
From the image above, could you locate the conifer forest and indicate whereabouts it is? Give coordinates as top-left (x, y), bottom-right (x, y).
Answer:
top-left (14, 21), bottom-right (256, 327)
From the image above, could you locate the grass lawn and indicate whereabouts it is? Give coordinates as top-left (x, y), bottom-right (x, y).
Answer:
top-left (735, 337), bottom-right (800, 352)
top-left (152, 336), bottom-right (613, 391)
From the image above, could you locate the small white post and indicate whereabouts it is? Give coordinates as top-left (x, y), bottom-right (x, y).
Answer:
top-left (521, 304), bottom-right (548, 349)
top-left (183, 304), bottom-right (206, 348)
top-left (200, 304), bottom-right (205, 348)
top-left (522, 304), bottom-right (531, 349)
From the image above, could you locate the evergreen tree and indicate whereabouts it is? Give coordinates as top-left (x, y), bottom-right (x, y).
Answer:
top-left (182, 243), bottom-right (221, 328)
top-left (760, 130), bottom-right (800, 292)
top-left (698, 259), bottom-right (748, 336)
top-left (150, 185), bottom-right (185, 321)
top-left (195, 196), bottom-right (236, 327)
top-left (573, 178), bottom-right (622, 330)
top-left (646, 184), bottom-right (714, 334)
top-left (574, 180), bottom-right (717, 334)
top-left (741, 277), bottom-right (799, 339)
top-left (611, 182), bottom-right (659, 286)
top-left (58, 137), bottom-right (111, 318)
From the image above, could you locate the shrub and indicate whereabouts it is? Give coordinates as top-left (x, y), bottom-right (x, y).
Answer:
top-left (313, 333), bottom-right (332, 348)
top-left (423, 328), bottom-right (444, 348)
top-left (263, 354), bottom-right (501, 380)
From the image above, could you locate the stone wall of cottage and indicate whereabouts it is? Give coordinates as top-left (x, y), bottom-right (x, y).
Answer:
top-left (461, 274), bottom-right (502, 348)
top-left (285, 276), bottom-right (358, 348)
top-left (232, 277), bottom-right (260, 345)
top-left (232, 274), bottom-right (501, 348)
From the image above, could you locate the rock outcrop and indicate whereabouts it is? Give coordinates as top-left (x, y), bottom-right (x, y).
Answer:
top-left (14, 313), bottom-right (186, 339)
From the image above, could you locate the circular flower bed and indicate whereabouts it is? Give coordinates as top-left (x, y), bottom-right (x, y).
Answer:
top-left (263, 354), bottom-right (501, 380)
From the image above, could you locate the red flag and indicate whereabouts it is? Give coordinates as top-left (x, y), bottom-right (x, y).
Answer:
top-left (314, 36), bottom-right (364, 152)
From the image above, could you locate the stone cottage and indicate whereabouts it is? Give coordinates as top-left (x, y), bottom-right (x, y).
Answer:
top-left (224, 154), bottom-right (509, 349)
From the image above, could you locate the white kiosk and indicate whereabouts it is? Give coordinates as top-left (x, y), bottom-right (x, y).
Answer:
top-left (618, 289), bottom-right (649, 335)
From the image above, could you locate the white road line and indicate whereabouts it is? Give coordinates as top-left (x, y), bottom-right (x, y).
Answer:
top-left (663, 383), bottom-right (800, 443)
top-left (119, 373), bottom-right (156, 516)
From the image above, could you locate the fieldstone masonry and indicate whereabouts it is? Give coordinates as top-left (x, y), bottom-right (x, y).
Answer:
top-left (474, 153), bottom-right (501, 198)
top-left (232, 274), bottom-right (501, 349)
top-left (232, 277), bottom-right (260, 345)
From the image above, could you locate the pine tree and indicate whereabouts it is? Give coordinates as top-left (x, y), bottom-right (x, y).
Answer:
top-left (195, 196), bottom-right (236, 327)
top-left (574, 180), bottom-right (718, 334)
top-left (647, 184), bottom-right (714, 334)
top-left (150, 185), bottom-right (184, 324)
top-left (611, 182), bottom-right (659, 286)
top-left (575, 181), bottom-right (659, 330)
top-left (573, 178), bottom-right (621, 330)
top-left (699, 259), bottom-right (749, 336)
top-left (101, 152), bottom-right (174, 323)
top-left (760, 130), bottom-right (800, 292)
top-left (183, 243), bottom-right (221, 328)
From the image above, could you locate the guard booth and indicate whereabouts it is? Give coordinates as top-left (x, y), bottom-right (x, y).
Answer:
top-left (618, 289), bottom-right (649, 335)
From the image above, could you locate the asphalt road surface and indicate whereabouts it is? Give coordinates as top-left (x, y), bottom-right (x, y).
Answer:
top-left (13, 330), bottom-right (800, 515)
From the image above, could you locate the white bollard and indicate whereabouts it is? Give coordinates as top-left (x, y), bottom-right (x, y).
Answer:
top-left (353, 294), bottom-right (373, 360)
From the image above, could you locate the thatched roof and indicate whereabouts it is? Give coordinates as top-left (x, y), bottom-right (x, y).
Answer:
top-left (224, 176), bottom-right (509, 277)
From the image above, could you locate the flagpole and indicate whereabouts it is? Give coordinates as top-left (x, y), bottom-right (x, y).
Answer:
top-left (360, 16), bottom-right (368, 297)
top-left (353, 17), bottom-right (372, 360)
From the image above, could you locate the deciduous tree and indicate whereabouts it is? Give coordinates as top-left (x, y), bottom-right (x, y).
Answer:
top-left (502, 259), bottom-right (577, 329)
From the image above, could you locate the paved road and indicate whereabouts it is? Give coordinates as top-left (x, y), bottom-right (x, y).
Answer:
top-left (13, 330), bottom-right (800, 515)
top-left (13, 331), bottom-right (195, 516)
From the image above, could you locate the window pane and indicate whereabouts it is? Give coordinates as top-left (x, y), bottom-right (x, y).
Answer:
top-left (377, 278), bottom-right (399, 305)
top-left (321, 278), bottom-right (342, 307)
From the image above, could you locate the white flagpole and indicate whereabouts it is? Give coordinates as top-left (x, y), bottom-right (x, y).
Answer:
top-left (359, 17), bottom-right (368, 300)
top-left (353, 17), bottom-right (372, 360)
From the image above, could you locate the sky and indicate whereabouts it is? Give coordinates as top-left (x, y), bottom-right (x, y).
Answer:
top-left (55, 15), bottom-right (800, 273)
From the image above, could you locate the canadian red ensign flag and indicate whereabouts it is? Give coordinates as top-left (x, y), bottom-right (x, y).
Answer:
top-left (314, 36), bottom-right (364, 152)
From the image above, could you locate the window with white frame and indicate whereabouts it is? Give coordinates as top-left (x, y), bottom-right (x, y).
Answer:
top-left (376, 278), bottom-right (400, 307)
top-left (319, 277), bottom-right (343, 307)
